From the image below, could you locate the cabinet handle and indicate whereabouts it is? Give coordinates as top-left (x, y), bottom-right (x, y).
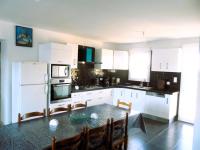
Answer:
top-left (44, 74), bottom-right (48, 83)
top-left (121, 91), bottom-right (122, 96)
top-left (166, 98), bottom-right (168, 104)
top-left (131, 93), bottom-right (132, 97)
top-left (160, 63), bottom-right (162, 69)
top-left (44, 85), bottom-right (48, 94)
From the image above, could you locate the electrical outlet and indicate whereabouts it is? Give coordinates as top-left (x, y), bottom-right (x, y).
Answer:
top-left (173, 77), bottom-right (178, 83)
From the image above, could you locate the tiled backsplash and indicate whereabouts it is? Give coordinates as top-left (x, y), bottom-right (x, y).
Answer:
top-left (71, 63), bottom-right (128, 86)
top-left (150, 71), bottom-right (181, 90)
top-left (72, 64), bottom-right (181, 91)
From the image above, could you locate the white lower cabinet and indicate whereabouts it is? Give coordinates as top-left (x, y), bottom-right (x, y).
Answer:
top-left (49, 99), bottom-right (72, 109)
top-left (131, 90), bottom-right (145, 112)
top-left (112, 88), bottom-right (145, 112)
top-left (144, 92), bottom-right (178, 120)
top-left (71, 88), bottom-right (178, 121)
top-left (71, 89), bottom-right (113, 107)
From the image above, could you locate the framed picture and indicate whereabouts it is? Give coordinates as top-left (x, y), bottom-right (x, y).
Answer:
top-left (16, 26), bottom-right (33, 47)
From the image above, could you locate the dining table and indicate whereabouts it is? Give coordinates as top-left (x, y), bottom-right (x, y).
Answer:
top-left (0, 104), bottom-right (146, 150)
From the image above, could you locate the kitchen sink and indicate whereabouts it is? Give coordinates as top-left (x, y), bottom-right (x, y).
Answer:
top-left (125, 85), bottom-right (153, 90)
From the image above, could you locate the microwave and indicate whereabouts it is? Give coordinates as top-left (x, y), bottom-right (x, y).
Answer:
top-left (51, 64), bottom-right (70, 78)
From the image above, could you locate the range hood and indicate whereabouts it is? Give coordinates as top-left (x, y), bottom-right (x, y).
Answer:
top-left (78, 45), bottom-right (101, 64)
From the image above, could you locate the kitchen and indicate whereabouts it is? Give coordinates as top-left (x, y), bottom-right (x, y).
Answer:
top-left (0, 0), bottom-right (200, 150)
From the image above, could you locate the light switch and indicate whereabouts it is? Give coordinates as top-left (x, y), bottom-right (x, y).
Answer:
top-left (173, 77), bottom-right (178, 83)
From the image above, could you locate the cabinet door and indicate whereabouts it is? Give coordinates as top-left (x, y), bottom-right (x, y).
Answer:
top-left (96, 89), bottom-right (113, 105)
top-left (21, 84), bottom-right (47, 115)
top-left (113, 88), bottom-right (126, 105)
top-left (144, 94), bottom-right (169, 119)
top-left (113, 51), bottom-right (128, 70)
top-left (100, 49), bottom-right (114, 69)
top-left (165, 49), bottom-right (181, 72)
top-left (51, 48), bottom-right (69, 64)
top-left (151, 50), bottom-right (166, 71)
top-left (132, 90), bottom-right (145, 112)
top-left (152, 48), bottom-right (181, 72)
top-left (67, 43), bottom-right (78, 69)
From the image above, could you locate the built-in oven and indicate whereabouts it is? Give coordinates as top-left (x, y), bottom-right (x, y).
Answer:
top-left (50, 78), bottom-right (71, 104)
top-left (51, 64), bottom-right (70, 78)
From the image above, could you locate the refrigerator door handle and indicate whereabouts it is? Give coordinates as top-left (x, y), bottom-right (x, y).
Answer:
top-left (44, 74), bottom-right (48, 83)
top-left (44, 85), bottom-right (48, 94)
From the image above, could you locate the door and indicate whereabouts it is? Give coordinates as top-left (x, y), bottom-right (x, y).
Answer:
top-left (21, 84), bottom-right (47, 115)
top-left (21, 62), bottom-right (47, 85)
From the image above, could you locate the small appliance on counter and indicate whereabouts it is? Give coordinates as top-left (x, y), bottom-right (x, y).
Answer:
top-left (157, 79), bottom-right (165, 90)
top-left (116, 78), bottom-right (121, 85)
top-left (103, 77), bottom-right (110, 87)
top-left (111, 77), bottom-right (116, 86)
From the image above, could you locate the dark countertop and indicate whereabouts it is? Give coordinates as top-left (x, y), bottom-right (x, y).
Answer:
top-left (72, 84), bottom-right (179, 95)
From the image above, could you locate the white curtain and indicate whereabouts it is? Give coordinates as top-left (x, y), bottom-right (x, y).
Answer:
top-left (128, 48), bottom-right (151, 82)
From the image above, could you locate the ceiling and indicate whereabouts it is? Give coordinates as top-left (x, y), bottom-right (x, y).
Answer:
top-left (0, 0), bottom-right (200, 43)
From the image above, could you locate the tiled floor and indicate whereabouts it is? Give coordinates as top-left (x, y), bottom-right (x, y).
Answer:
top-left (128, 118), bottom-right (194, 150)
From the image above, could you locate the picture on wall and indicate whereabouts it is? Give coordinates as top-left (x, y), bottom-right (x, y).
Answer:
top-left (16, 26), bottom-right (33, 47)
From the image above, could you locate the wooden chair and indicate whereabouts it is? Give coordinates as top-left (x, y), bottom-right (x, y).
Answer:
top-left (48, 104), bottom-right (71, 116)
top-left (110, 113), bottom-right (128, 150)
top-left (72, 101), bottom-right (87, 110)
top-left (117, 100), bottom-right (132, 112)
top-left (85, 119), bottom-right (110, 150)
top-left (18, 109), bottom-right (46, 124)
top-left (51, 133), bottom-right (83, 150)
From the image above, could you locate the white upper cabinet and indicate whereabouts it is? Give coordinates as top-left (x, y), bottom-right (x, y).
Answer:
top-left (67, 43), bottom-right (78, 68)
top-left (113, 50), bottom-right (129, 70)
top-left (151, 48), bottom-right (182, 72)
top-left (39, 43), bottom-right (78, 67)
top-left (95, 49), bottom-right (114, 69)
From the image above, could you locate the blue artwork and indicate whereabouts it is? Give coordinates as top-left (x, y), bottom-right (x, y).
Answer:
top-left (16, 26), bottom-right (33, 47)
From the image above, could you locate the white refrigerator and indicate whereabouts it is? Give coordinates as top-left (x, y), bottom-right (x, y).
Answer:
top-left (12, 62), bottom-right (48, 123)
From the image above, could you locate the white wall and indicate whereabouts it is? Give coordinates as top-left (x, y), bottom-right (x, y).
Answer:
top-left (112, 37), bottom-right (199, 50)
top-left (0, 20), bottom-right (104, 124)
top-left (193, 41), bottom-right (200, 150)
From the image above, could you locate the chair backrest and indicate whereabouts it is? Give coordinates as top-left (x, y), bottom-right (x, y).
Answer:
top-left (18, 109), bottom-right (46, 124)
top-left (51, 133), bottom-right (83, 150)
top-left (85, 119), bottom-right (110, 150)
top-left (117, 100), bottom-right (132, 111)
top-left (48, 104), bottom-right (71, 116)
top-left (110, 113), bottom-right (128, 150)
top-left (72, 101), bottom-right (87, 110)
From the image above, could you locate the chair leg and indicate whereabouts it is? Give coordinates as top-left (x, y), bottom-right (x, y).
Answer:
top-left (124, 138), bottom-right (128, 150)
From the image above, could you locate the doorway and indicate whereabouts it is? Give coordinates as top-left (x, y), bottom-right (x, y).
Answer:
top-left (178, 43), bottom-right (200, 123)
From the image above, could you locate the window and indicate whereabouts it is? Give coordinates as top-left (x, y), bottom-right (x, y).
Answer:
top-left (128, 48), bottom-right (151, 82)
